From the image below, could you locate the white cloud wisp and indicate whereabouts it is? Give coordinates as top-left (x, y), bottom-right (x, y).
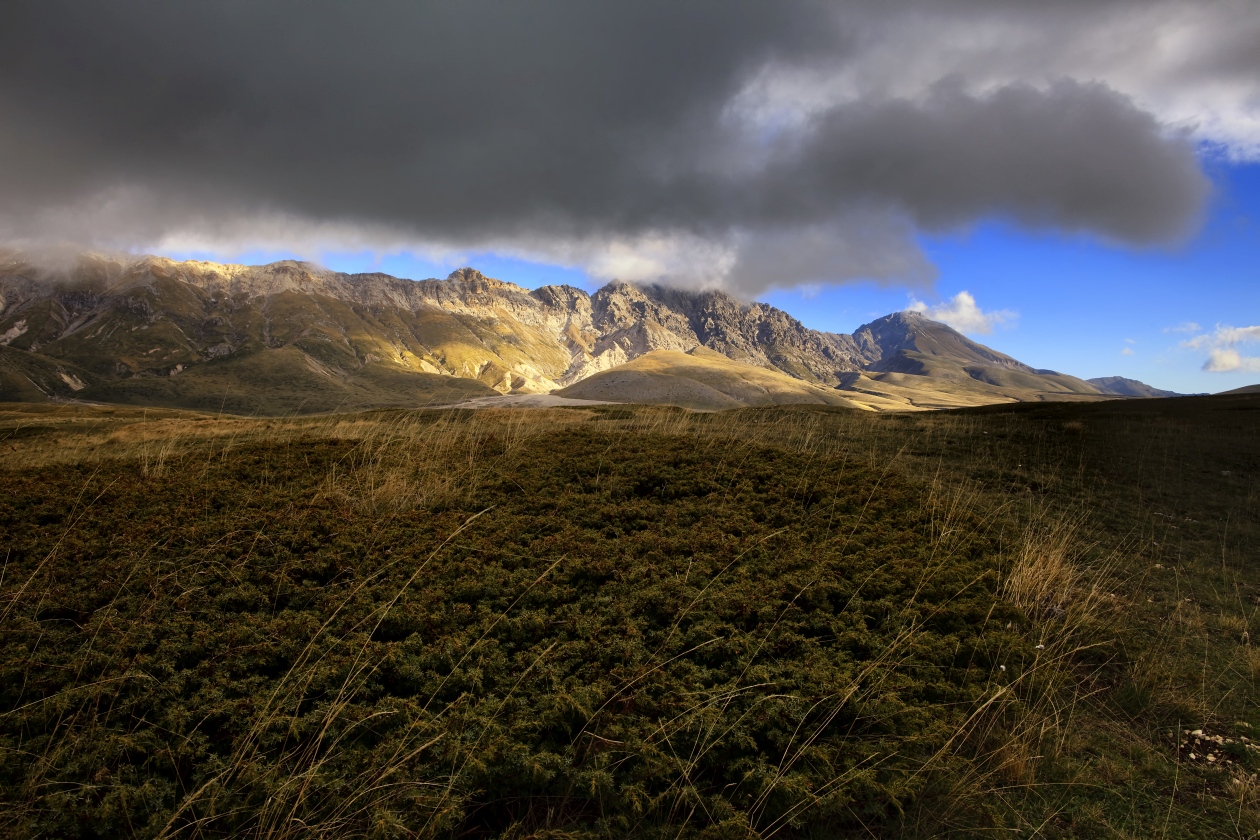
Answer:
top-left (908, 291), bottom-right (1016, 334)
top-left (1182, 324), bottom-right (1260, 372)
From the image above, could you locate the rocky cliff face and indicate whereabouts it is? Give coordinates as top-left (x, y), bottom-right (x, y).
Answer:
top-left (0, 253), bottom-right (888, 398)
top-left (603, 285), bottom-right (872, 383)
top-left (0, 251), bottom-right (1106, 410)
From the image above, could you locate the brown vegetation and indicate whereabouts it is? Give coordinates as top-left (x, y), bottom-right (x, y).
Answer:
top-left (0, 393), bottom-right (1256, 837)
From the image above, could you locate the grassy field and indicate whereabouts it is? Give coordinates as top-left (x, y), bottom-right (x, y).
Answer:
top-left (0, 395), bottom-right (1256, 838)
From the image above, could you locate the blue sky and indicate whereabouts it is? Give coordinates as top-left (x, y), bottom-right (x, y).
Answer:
top-left (166, 160), bottom-right (1258, 395)
top-left (765, 160), bottom-right (1260, 394)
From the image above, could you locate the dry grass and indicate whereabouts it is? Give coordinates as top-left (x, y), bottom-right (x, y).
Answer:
top-left (0, 403), bottom-right (1030, 838)
top-left (1000, 511), bottom-right (1117, 627)
top-left (1, 395), bottom-right (1257, 838)
top-left (1242, 647), bottom-right (1260, 682)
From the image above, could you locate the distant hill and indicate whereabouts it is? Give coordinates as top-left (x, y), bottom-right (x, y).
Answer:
top-left (1220, 383), bottom-right (1260, 395)
top-left (555, 347), bottom-right (909, 412)
top-left (849, 311), bottom-right (1105, 408)
top-left (1087, 376), bottom-right (1181, 398)
top-left (0, 252), bottom-right (1116, 413)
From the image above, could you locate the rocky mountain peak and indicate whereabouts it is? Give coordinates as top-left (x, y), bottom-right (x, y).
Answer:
top-left (854, 309), bottom-right (1031, 372)
top-left (261, 259), bottom-right (322, 276)
top-left (446, 266), bottom-right (508, 288)
top-left (530, 284), bottom-right (591, 309)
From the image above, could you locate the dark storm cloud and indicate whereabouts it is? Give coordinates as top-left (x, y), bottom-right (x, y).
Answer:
top-left (0, 1), bottom-right (1245, 291)
top-left (755, 80), bottom-right (1207, 242)
top-left (0, 2), bottom-right (821, 233)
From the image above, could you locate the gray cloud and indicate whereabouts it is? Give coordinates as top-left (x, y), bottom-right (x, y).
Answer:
top-left (0, 0), bottom-right (1249, 293)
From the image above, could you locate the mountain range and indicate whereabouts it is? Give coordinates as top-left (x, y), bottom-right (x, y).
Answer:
top-left (0, 252), bottom-right (1178, 413)
top-left (1084, 376), bottom-right (1182, 399)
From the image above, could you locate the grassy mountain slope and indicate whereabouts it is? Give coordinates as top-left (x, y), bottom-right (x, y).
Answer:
top-left (81, 347), bottom-right (496, 415)
top-left (862, 354), bottom-right (1106, 403)
top-left (556, 344), bottom-right (1113, 413)
top-left (549, 304), bottom-right (1127, 412)
top-left (555, 347), bottom-right (911, 411)
top-left (836, 370), bottom-right (1075, 410)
